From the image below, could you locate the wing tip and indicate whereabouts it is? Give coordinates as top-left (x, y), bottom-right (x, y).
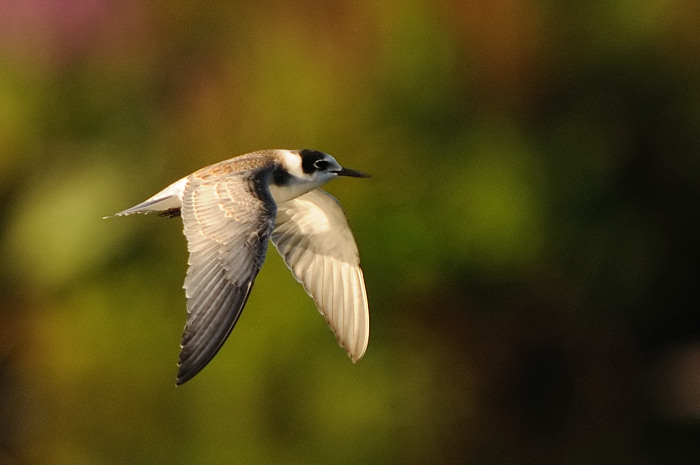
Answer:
top-left (343, 325), bottom-right (369, 364)
top-left (176, 347), bottom-right (213, 385)
top-left (175, 353), bottom-right (202, 385)
top-left (176, 368), bottom-right (194, 386)
top-left (349, 351), bottom-right (365, 364)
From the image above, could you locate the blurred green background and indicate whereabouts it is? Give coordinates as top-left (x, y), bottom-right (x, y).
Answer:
top-left (1, 1), bottom-right (699, 464)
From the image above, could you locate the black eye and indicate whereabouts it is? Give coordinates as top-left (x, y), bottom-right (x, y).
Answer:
top-left (300, 149), bottom-right (330, 174)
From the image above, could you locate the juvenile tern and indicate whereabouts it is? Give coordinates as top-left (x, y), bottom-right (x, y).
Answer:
top-left (111, 149), bottom-right (370, 384)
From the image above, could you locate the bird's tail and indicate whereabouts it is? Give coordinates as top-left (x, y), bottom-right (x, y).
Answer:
top-left (104, 177), bottom-right (187, 219)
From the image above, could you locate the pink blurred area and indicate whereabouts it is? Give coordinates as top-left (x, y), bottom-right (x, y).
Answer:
top-left (0, 0), bottom-right (146, 64)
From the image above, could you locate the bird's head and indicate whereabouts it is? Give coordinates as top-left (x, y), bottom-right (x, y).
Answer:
top-left (284, 149), bottom-right (370, 184)
top-left (269, 149), bottom-right (369, 204)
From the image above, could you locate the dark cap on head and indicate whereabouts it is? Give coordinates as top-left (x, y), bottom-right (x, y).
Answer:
top-left (299, 149), bottom-right (328, 174)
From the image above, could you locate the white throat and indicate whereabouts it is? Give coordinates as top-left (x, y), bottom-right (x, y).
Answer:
top-left (269, 181), bottom-right (319, 204)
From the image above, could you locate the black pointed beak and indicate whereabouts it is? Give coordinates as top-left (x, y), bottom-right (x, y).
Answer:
top-left (335, 167), bottom-right (371, 178)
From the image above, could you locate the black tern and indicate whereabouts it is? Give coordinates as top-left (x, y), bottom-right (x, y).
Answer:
top-left (111, 149), bottom-right (370, 384)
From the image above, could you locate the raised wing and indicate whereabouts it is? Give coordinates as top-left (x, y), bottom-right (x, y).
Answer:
top-left (271, 189), bottom-right (369, 362)
top-left (177, 168), bottom-right (276, 384)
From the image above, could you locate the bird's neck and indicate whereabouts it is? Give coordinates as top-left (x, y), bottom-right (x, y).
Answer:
top-left (269, 181), bottom-right (320, 204)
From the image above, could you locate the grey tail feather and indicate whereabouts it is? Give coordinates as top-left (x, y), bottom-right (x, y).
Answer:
top-left (103, 196), bottom-right (177, 219)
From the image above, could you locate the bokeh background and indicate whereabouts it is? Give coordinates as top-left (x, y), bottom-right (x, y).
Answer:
top-left (1, 1), bottom-right (699, 464)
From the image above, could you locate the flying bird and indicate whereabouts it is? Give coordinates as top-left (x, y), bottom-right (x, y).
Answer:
top-left (111, 149), bottom-right (370, 384)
